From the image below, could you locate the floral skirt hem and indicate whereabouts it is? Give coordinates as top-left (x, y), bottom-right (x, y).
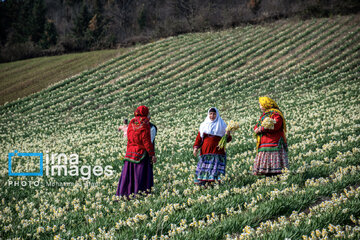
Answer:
top-left (253, 145), bottom-right (288, 175)
top-left (194, 154), bottom-right (226, 184)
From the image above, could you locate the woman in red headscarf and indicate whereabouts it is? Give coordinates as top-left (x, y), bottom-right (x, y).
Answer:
top-left (116, 106), bottom-right (157, 198)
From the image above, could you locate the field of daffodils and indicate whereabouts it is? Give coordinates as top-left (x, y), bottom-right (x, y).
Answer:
top-left (1, 14), bottom-right (359, 239)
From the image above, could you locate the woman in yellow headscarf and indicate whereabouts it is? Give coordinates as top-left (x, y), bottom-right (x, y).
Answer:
top-left (253, 97), bottom-right (288, 176)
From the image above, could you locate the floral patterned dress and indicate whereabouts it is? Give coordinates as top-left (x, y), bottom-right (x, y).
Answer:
top-left (193, 132), bottom-right (232, 184)
top-left (253, 110), bottom-right (289, 175)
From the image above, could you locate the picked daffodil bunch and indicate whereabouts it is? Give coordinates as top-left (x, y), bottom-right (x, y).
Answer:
top-left (253, 117), bottom-right (277, 145)
top-left (218, 120), bottom-right (240, 149)
top-left (261, 117), bottom-right (277, 129)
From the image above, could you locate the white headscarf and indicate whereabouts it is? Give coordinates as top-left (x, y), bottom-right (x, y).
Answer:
top-left (199, 107), bottom-right (227, 138)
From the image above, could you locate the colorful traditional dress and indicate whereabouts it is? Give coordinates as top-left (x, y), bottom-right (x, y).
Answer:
top-left (253, 97), bottom-right (289, 175)
top-left (116, 106), bottom-right (155, 198)
top-left (193, 107), bottom-right (232, 184)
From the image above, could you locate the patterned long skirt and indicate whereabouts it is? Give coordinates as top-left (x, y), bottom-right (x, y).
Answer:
top-left (116, 154), bottom-right (153, 198)
top-left (194, 154), bottom-right (226, 184)
top-left (253, 144), bottom-right (289, 175)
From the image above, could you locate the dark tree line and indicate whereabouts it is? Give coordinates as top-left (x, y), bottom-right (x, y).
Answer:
top-left (0, 0), bottom-right (359, 62)
top-left (0, 0), bottom-right (58, 61)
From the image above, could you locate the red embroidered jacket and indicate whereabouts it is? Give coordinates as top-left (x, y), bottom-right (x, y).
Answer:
top-left (254, 111), bottom-right (287, 152)
top-left (124, 121), bottom-right (155, 163)
top-left (193, 132), bottom-right (232, 156)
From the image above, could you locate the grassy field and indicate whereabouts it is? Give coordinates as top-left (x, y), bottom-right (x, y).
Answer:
top-left (1, 14), bottom-right (360, 239)
top-left (0, 49), bottom-right (126, 105)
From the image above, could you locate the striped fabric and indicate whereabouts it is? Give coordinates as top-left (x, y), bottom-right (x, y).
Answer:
top-left (194, 154), bottom-right (226, 184)
top-left (253, 144), bottom-right (289, 175)
top-left (258, 137), bottom-right (288, 152)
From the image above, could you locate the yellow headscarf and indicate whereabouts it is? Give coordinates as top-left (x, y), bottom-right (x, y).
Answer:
top-left (256, 97), bottom-right (287, 151)
top-left (258, 96), bottom-right (286, 132)
top-left (259, 96), bottom-right (279, 110)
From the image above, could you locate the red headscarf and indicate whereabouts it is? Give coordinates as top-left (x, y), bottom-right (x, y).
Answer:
top-left (130, 105), bottom-right (150, 131)
top-left (134, 105), bottom-right (149, 117)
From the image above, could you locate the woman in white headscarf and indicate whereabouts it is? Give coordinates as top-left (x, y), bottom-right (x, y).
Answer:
top-left (193, 107), bottom-right (232, 185)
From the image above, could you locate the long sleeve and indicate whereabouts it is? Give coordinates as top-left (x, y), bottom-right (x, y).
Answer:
top-left (193, 132), bottom-right (202, 149)
top-left (226, 133), bottom-right (232, 143)
top-left (150, 126), bottom-right (157, 143)
top-left (254, 115), bottom-right (262, 130)
top-left (260, 113), bottom-right (283, 133)
top-left (142, 124), bottom-right (155, 157)
top-left (193, 132), bottom-right (228, 155)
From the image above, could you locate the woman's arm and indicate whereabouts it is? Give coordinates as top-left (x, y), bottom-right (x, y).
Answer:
top-left (258, 113), bottom-right (283, 133)
top-left (193, 131), bottom-right (203, 148)
top-left (150, 125), bottom-right (156, 143)
top-left (226, 131), bottom-right (232, 143)
top-left (142, 124), bottom-right (155, 157)
top-left (254, 114), bottom-right (263, 132)
top-left (193, 131), bottom-right (202, 157)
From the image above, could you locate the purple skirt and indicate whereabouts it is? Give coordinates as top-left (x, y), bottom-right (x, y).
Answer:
top-left (116, 154), bottom-right (153, 198)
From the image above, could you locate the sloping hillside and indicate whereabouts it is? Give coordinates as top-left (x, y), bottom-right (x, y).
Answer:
top-left (1, 14), bottom-right (359, 239)
top-left (0, 49), bottom-right (123, 105)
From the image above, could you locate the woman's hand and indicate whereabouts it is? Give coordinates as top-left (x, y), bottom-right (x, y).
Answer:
top-left (151, 156), bottom-right (157, 164)
top-left (254, 127), bottom-right (261, 134)
top-left (226, 130), bottom-right (230, 136)
top-left (193, 148), bottom-right (199, 157)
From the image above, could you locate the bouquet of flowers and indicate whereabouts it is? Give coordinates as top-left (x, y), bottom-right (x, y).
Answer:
top-left (218, 120), bottom-right (240, 150)
top-left (261, 117), bottom-right (277, 129)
